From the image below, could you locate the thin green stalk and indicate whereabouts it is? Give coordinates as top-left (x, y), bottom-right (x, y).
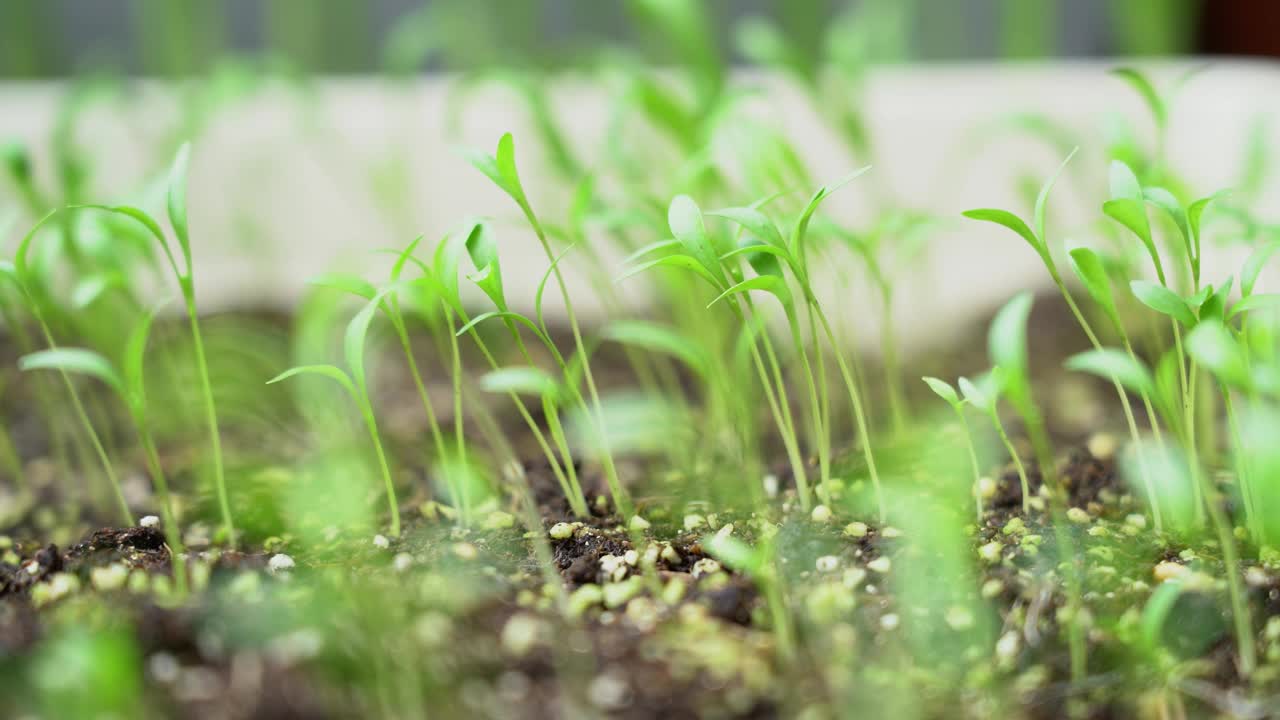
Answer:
top-left (1120, 333), bottom-right (1166, 449)
top-left (806, 302), bottom-right (834, 505)
top-left (357, 394), bottom-right (400, 538)
top-left (751, 307), bottom-right (812, 509)
top-left (957, 410), bottom-right (984, 521)
top-left (185, 299), bottom-right (234, 547)
top-left (1053, 271), bottom-right (1161, 529)
top-left (388, 307), bottom-right (449, 464)
top-left (1221, 389), bottom-right (1263, 543)
top-left (813, 305), bottom-right (884, 522)
top-left (787, 313), bottom-right (830, 507)
top-left (990, 410), bottom-right (1032, 515)
top-left (463, 324), bottom-right (587, 517)
top-left (1195, 459), bottom-right (1256, 675)
top-left (37, 323), bottom-right (131, 525)
top-left (735, 304), bottom-right (810, 507)
top-left (1173, 324), bottom-right (1205, 524)
top-left (443, 307), bottom-right (470, 525)
top-left (138, 425), bottom-right (186, 596)
top-left (522, 211), bottom-right (631, 517)
top-left (494, 321), bottom-right (591, 515)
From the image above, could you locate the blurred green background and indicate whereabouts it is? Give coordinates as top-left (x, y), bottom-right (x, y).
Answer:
top-left (0, 0), bottom-right (1232, 79)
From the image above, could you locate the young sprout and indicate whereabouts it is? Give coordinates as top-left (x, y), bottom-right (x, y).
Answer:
top-left (987, 291), bottom-right (1086, 683)
top-left (957, 371), bottom-right (1030, 515)
top-left (268, 291), bottom-right (401, 538)
top-left (922, 377), bottom-right (984, 519)
top-left (19, 304), bottom-right (186, 594)
top-left (8, 216), bottom-right (131, 525)
top-left (466, 133), bottom-right (632, 517)
top-left (710, 168), bottom-right (886, 519)
top-left (76, 144), bottom-right (236, 547)
top-left (964, 151), bottom-right (1159, 520)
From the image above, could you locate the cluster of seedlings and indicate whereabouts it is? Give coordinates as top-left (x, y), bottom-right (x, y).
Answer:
top-left (3, 6), bottom-right (1280, 715)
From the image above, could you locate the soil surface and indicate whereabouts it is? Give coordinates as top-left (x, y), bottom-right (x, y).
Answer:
top-left (3, 302), bottom-right (1279, 719)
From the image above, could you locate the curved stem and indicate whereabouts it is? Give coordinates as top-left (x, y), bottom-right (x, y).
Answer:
top-left (991, 409), bottom-right (1032, 515)
top-left (185, 301), bottom-right (234, 548)
top-left (813, 305), bottom-right (883, 522)
top-left (359, 395), bottom-right (400, 538)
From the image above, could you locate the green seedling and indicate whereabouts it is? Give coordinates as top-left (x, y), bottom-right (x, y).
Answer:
top-left (73, 144), bottom-right (235, 547)
top-left (9, 216), bottom-right (130, 525)
top-left (922, 377), bottom-right (984, 519)
top-left (268, 291), bottom-right (401, 538)
top-left (957, 371), bottom-right (1029, 515)
top-left (394, 227), bottom-right (587, 517)
top-left (711, 169), bottom-right (885, 518)
top-left (466, 133), bottom-right (632, 517)
top-left (19, 304), bottom-right (186, 594)
top-left (965, 151), bottom-right (1159, 524)
top-left (987, 292), bottom-right (1086, 683)
top-left (829, 211), bottom-right (941, 436)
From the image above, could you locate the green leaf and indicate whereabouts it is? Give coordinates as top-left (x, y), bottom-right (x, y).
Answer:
top-left (1033, 148), bottom-right (1077, 241)
top-left (1065, 348), bottom-right (1155, 397)
top-left (454, 310), bottom-right (555, 352)
top-left (267, 364), bottom-right (357, 397)
top-left (617, 254), bottom-right (720, 288)
top-left (534, 244), bottom-right (575, 334)
top-left (468, 257), bottom-right (507, 312)
top-left (1186, 321), bottom-right (1252, 390)
top-left (600, 320), bottom-right (709, 378)
top-left (1131, 280), bottom-right (1196, 328)
top-left (464, 219), bottom-right (499, 273)
top-left (668, 195), bottom-right (725, 283)
top-left (20, 348), bottom-right (124, 397)
top-left (431, 226), bottom-right (470, 312)
top-left (707, 275), bottom-right (792, 311)
top-left (71, 274), bottom-right (127, 309)
top-left (308, 272), bottom-right (378, 300)
top-left (389, 235), bottom-right (427, 283)
top-left (623, 238), bottom-right (681, 266)
top-left (480, 366), bottom-right (560, 399)
top-left (77, 205), bottom-right (184, 284)
top-left (988, 292), bottom-right (1034, 383)
top-left (791, 166), bottom-right (871, 257)
top-left (166, 142), bottom-right (193, 273)
top-left (464, 132), bottom-right (527, 208)
top-left (1111, 67), bottom-right (1167, 130)
top-left (1143, 187), bottom-right (1191, 259)
top-left (1230, 293), bottom-right (1280, 320)
top-left (961, 209), bottom-right (1044, 260)
top-left (1068, 247), bottom-right (1121, 327)
top-left (1103, 199), bottom-right (1160, 277)
top-left (1242, 242), bottom-right (1280, 297)
top-left (122, 301), bottom-right (168, 411)
top-left (922, 376), bottom-right (960, 408)
top-left (1141, 579), bottom-right (1185, 650)
top-left (708, 206), bottom-right (785, 249)
top-left (345, 291), bottom-right (391, 394)
top-left (1108, 159), bottom-right (1143, 201)
top-left (1186, 194), bottom-right (1217, 243)
top-left (958, 376), bottom-right (993, 414)
top-left (1200, 277), bottom-right (1233, 325)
